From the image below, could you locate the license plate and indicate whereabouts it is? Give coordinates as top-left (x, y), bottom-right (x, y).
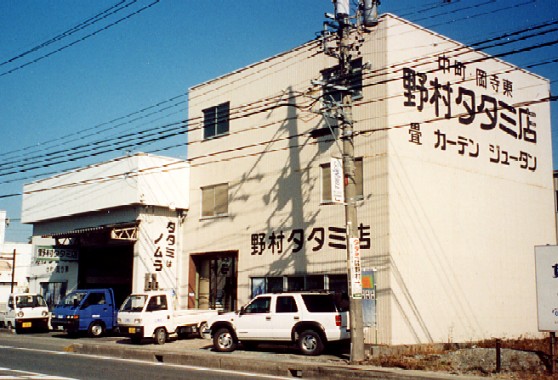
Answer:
top-left (128, 327), bottom-right (136, 334)
top-left (57, 326), bottom-right (64, 331)
top-left (22, 322), bottom-right (32, 328)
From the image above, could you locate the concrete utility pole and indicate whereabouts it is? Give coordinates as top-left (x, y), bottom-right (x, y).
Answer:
top-left (10, 249), bottom-right (16, 294)
top-left (320, 0), bottom-right (379, 364)
top-left (338, 12), bottom-right (366, 365)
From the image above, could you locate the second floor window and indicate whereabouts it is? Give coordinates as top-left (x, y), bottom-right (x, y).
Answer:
top-left (203, 102), bottom-right (230, 139)
top-left (201, 183), bottom-right (229, 218)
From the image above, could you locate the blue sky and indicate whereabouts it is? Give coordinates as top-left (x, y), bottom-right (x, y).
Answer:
top-left (0, 0), bottom-right (556, 242)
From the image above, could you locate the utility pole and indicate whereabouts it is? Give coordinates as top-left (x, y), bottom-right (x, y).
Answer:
top-left (320, 0), bottom-right (379, 364)
top-left (339, 6), bottom-right (366, 364)
top-left (10, 249), bottom-right (16, 294)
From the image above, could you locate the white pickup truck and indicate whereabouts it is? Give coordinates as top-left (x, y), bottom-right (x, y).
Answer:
top-left (117, 290), bottom-right (217, 344)
top-left (0, 293), bottom-right (50, 333)
top-left (207, 291), bottom-right (350, 356)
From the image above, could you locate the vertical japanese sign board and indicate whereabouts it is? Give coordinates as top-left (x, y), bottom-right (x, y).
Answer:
top-left (331, 157), bottom-right (344, 203)
top-left (535, 245), bottom-right (558, 332)
top-left (362, 269), bottom-right (376, 328)
top-left (349, 237), bottom-right (362, 299)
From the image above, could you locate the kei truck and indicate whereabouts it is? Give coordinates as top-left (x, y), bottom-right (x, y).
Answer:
top-left (118, 290), bottom-right (218, 344)
top-left (51, 288), bottom-right (117, 337)
top-left (0, 293), bottom-right (50, 333)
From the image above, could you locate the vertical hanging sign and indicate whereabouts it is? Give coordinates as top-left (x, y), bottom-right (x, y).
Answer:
top-left (349, 237), bottom-right (362, 299)
top-left (331, 157), bottom-right (345, 203)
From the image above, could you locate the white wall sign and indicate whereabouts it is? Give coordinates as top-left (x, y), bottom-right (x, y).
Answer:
top-left (349, 237), bottom-right (362, 299)
top-left (331, 157), bottom-right (344, 203)
top-left (535, 245), bottom-right (558, 331)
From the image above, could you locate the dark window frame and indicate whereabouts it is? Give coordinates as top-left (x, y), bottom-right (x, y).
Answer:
top-left (203, 102), bottom-right (230, 139)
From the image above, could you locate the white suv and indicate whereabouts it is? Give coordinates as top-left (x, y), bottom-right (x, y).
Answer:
top-left (208, 292), bottom-right (350, 356)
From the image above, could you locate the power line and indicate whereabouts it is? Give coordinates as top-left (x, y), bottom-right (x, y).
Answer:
top-left (0, 0), bottom-right (161, 78)
top-left (1, 0), bottom-right (543, 165)
top-left (0, 0), bottom-right (135, 68)
top-left (0, 10), bottom-right (555, 186)
top-left (0, 95), bottom-right (188, 165)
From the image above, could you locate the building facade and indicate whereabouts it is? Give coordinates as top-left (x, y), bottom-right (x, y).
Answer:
top-left (21, 153), bottom-right (189, 307)
top-left (19, 14), bottom-right (556, 346)
top-left (183, 14), bottom-right (555, 345)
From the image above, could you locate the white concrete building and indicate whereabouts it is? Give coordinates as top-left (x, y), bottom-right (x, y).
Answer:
top-left (0, 211), bottom-right (33, 301)
top-left (21, 153), bottom-right (189, 306)
top-left (183, 14), bottom-right (555, 345)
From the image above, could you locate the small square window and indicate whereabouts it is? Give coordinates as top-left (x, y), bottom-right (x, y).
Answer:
top-left (203, 102), bottom-right (230, 139)
top-left (201, 183), bottom-right (228, 217)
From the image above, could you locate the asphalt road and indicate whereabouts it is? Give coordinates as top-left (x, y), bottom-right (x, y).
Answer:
top-left (0, 330), bottom-right (292, 380)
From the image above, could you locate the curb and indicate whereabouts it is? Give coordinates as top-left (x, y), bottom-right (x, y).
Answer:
top-left (68, 342), bottom-right (488, 380)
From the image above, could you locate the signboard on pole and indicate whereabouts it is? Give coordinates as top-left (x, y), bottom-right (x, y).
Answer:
top-left (535, 245), bottom-right (558, 331)
top-left (331, 157), bottom-right (344, 203)
top-left (349, 237), bottom-right (362, 299)
top-left (362, 269), bottom-right (376, 327)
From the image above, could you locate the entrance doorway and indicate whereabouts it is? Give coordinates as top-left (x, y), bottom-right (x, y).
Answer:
top-left (190, 252), bottom-right (237, 311)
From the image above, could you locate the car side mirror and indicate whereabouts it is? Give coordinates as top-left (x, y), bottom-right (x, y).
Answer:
top-left (73, 299), bottom-right (80, 308)
top-left (239, 306), bottom-right (246, 315)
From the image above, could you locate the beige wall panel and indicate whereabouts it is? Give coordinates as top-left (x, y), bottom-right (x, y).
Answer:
top-left (385, 16), bottom-right (555, 344)
top-left (352, 18), bottom-right (392, 344)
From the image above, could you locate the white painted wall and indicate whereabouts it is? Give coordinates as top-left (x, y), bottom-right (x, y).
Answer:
top-left (134, 209), bottom-right (181, 295)
top-left (384, 15), bottom-right (555, 344)
top-left (22, 153), bottom-right (189, 223)
top-left (0, 243), bottom-right (33, 301)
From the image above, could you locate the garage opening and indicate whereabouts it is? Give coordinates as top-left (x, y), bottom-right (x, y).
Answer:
top-left (78, 244), bottom-right (133, 307)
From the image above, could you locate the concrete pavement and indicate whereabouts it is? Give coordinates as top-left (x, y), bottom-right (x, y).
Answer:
top-left (67, 336), bottom-right (488, 379)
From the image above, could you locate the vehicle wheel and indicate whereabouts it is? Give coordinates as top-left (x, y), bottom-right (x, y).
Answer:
top-left (88, 321), bottom-right (105, 337)
top-left (213, 327), bottom-right (237, 352)
top-left (130, 336), bottom-right (142, 345)
top-left (198, 322), bottom-right (209, 339)
top-left (298, 330), bottom-right (324, 356)
top-left (154, 327), bottom-right (167, 345)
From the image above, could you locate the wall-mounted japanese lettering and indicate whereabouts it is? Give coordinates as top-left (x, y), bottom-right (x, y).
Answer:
top-left (34, 246), bottom-right (78, 265)
top-left (403, 55), bottom-right (538, 172)
top-left (402, 56), bottom-right (536, 144)
top-left (152, 221), bottom-right (176, 272)
top-left (250, 223), bottom-right (371, 256)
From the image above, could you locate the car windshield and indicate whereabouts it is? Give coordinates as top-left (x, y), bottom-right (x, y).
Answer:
top-left (120, 295), bottom-right (148, 312)
top-left (15, 295), bottom-right (46, 308)
top-left (60, 291), bottom-right (87, 307)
